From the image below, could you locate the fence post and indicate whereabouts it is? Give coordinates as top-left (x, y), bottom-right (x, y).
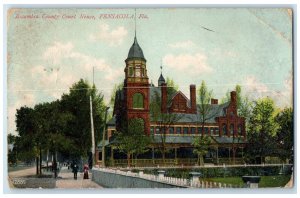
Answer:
top-left (157, 170), bottom-right (165, 180)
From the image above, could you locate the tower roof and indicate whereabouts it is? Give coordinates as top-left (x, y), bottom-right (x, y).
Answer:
top-left (127, 36), bottom-right (146, 61)
top-left (158, 73), bottom-right (165, 86)
top-left (158, 73), bottom-right (165, 82)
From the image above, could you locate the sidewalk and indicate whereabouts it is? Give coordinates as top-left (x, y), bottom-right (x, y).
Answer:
top-left (55, 166), bottom-right (103, 189)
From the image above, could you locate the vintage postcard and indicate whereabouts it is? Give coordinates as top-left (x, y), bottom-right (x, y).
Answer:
top-left (6, 7), bottom-right (294, 191)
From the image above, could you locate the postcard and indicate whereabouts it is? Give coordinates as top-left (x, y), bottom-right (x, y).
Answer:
top-left (6, 7), bottom-right (294, 190)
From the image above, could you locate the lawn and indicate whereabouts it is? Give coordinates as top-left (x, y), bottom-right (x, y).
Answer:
top-left (202, 175), bottom-right (291, 188)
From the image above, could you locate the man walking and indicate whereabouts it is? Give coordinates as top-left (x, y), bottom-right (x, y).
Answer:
top-left (73, 164), bottom-right (78, 180)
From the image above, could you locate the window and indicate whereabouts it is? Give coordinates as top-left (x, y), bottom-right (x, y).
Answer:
top-left (169, 127), bottom-right (174, 134)
top-left (222, 124), bottom-right (227, 136)
top-left (183, 127), bottom-right (188, 135)
top-left (214, 127), bottom-right (219, 135)
top-left (133, 93), bottom-right (144, 109)
top-left (176, 127), bottom-right (181, 134)
top-left (128, 66), bottom-right (134, 77)
top-left (190, 127), bottom-right (196, 134)
top-left (230, 124), bottom-right (234, 135)
top-left (197, 127), bottom-right (202, 135)
top-left (141, 68), bottom-right (145, 77)
top-left (210, 128), bottom-right (214, 135)
top-left (150, 127), bottom-right (154, 136)
top-left (155, 127), bottom-right (160, 134)
top-left (204, 127), bottom-right (209, 135)
top-left (238, 124), bottom-right (242, 135)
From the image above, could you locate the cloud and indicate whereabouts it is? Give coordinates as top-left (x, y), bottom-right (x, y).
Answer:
top-left (89, 23), bottom-right (128, 46)
top-left (168, 40), bottom-right (196, 49)
top-left (43, 42), bottom-right (74, 65)
top-left (243, 75), bottom-right (293, 108)
top-left (244, 76), bottom-right (269, 96)
top-left (163, 53), bottom-right (213, 75)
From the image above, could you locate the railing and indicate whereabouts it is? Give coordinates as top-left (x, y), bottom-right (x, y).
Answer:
top-left (110, 158), bottom-right (246, 167)
top-left (92, 167), bottom-right (243, 188)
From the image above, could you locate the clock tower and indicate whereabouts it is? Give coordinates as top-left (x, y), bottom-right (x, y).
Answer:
top-left (123, 35), bottom-right (150, 135)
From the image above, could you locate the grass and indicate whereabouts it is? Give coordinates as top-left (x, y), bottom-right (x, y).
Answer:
top-left (202, 175), bottom-right (291, 188)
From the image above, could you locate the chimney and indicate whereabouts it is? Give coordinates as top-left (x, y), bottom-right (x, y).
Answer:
top-left (230, 91), bottom-right (237, 103)
top-left (211, 98), bottom-right (218, 105)
top-left (161, 83), bottom-right (167, 113)
top-left (190, 85), bottom-right (196, 113)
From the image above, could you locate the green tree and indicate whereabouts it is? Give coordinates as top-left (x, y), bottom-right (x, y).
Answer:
top-left (115, 118), bottom-right (150, 167)
top-left (109, 83), bottom-right (123, 109)
top-left (7, 134), bottom-right (18, 165)
top-left (15, 106), bottom-right (40, 175)
top-left (275, 108), bottom-right (293, 163)
top-left (221, 85), bottom-right (252, 121)
top-left (197, 80), bottom-right (214, 134)
top-left (150, 79), bottom-right (181, 165)
top-left (60, 79), bottom-right (106, 159)
top-left (247, 98), bottom-right (278, 164)
top-left (192, 136), bottom-right (212, 166)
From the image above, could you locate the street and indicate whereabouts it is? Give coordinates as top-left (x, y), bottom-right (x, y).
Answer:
top-left (8, 165), bottom-right (104, 189)
top-left (56, 166), bottom-right (103, 189)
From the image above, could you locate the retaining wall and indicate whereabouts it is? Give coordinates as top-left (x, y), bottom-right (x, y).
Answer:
top-left (92, 169), bottom-right (186, 188)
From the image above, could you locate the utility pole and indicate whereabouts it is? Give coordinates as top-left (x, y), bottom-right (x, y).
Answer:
top-left (90, 66), bottom-right (95, 167)
top-left (90, 95), bottom-right (95, 163)
top-left (101, 106), bottom-right (110, 167)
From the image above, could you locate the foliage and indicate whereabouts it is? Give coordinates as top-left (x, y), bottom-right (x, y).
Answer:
top-left (115, 118), bottom-right (151, 167)
top-left (202, 175), bottom-right (291, 188)
top-left (150, 78), bottom-right (182, 164)
top-left (197, 80), bottom-right (214, 128)
top-left (192, 136), bottom-right (212, 166)
top-left (275, 108), bottom-right (293, 163)
top-left (221, 85), bottom-right (253, 121)
top-left (246, 98), bottom-right (278, 163)
top-left (109, 83), bottom-right (123, 109)
top-left (14, 79), bottom-right (106, 174)
top-left (166, 77), bottom-right (178, 99)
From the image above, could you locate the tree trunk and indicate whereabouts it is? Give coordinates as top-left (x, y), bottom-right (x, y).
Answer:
top-left (46, 149), bottom-right (49, 171)
top-left (36, 156), bottom-right (39, 175)
top-left (162, 149), bottom-right (166, 166)
top-left (53, 151), bottom-right (57, 178)
top-left (39, 147), bottom-right (42, 175)
top-left (127, 153), bottom-right (130, 167)
top-left (200, 154), bottom-right (204, 166)
top-left (232, 147), bottom-right (236, 165)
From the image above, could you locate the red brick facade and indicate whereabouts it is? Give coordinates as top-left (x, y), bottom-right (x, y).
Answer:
top-left (216, 91), bottom-right (246, 139)
top-left (124, 83), bottom-right (150, 135)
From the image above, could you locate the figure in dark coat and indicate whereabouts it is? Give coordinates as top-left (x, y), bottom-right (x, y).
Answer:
top-left (73, 164), bottom-right (78, 180)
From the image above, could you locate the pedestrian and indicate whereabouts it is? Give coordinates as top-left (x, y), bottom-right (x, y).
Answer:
top-left (73, 164), bottom-right (78, 180)
top-left (83, 164), bottom-right (89, 179)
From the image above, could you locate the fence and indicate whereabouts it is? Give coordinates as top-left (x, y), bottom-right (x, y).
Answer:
top-left (92, 167), bottom-right (242, 188)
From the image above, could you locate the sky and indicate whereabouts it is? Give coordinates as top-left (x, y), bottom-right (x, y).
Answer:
top-left (7, 8), bottom-right (293, 135)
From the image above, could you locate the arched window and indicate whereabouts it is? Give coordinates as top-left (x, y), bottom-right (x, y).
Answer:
top-left (222, 124), bottom-right (227, 136)
top-left (238, 124), bottom-right (242, 135)
top-left (230, 124), bottom-right (234, 136)
top-left (128, 66), bottom-right (134, 77)
top-left (133, 93), bottom-right (144, 109)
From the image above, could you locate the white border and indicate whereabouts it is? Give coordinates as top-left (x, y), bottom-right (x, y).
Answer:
top-left (1, 0), bottom-right (299, 197)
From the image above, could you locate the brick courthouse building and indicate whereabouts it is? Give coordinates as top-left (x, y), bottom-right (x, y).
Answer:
top-left (96, 35), bottom-right (247, 166)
